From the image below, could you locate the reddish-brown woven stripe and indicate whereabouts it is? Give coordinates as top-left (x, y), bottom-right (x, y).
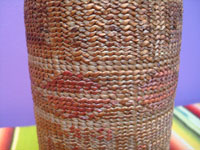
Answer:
top-left (24, 0), bottom-right (183, 149)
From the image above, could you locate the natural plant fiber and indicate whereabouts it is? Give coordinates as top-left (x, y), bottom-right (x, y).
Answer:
top-left (24, 0), bottom-right (183, 149)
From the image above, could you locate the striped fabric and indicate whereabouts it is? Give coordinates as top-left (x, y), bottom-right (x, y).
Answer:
top-left (0, 103), bottom-right (200, 150)
top-left (170, 103), bottom-right (200, 150)
top-left (0, 126), bottom-right (38, 150)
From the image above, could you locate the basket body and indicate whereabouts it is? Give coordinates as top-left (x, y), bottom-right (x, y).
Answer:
top-left (24, 0), bottom-right (182, 149)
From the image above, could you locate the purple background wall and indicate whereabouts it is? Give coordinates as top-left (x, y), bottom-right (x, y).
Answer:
top-left (0, 0), bottom-right (200, 127)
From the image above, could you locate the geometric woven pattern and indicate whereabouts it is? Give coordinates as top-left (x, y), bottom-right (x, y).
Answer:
top-left (24, 0), bottom-right (183, 149)
top-left (1, 104), bottom-right (200, 150)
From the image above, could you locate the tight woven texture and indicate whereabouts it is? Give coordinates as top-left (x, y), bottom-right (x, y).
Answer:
top-left (24, 0), bottom-right (183, 149)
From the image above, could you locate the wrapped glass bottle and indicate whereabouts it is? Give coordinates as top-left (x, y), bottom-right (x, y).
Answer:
top-left (24, 0), bottom-right (183, 149)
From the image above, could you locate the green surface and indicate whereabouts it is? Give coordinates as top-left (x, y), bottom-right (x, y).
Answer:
top-left (15, 126), bottom-right (39, 150)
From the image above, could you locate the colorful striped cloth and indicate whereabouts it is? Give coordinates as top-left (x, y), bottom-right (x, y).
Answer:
top-left (0, 103), bottom-right (200, 150)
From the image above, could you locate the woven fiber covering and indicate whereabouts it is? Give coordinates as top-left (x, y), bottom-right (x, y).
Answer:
top-left (24, 0), bottom-right (183, 149)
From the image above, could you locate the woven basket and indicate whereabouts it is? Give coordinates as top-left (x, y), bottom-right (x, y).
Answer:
top-left (24, 0), bottom-right (183, 149)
